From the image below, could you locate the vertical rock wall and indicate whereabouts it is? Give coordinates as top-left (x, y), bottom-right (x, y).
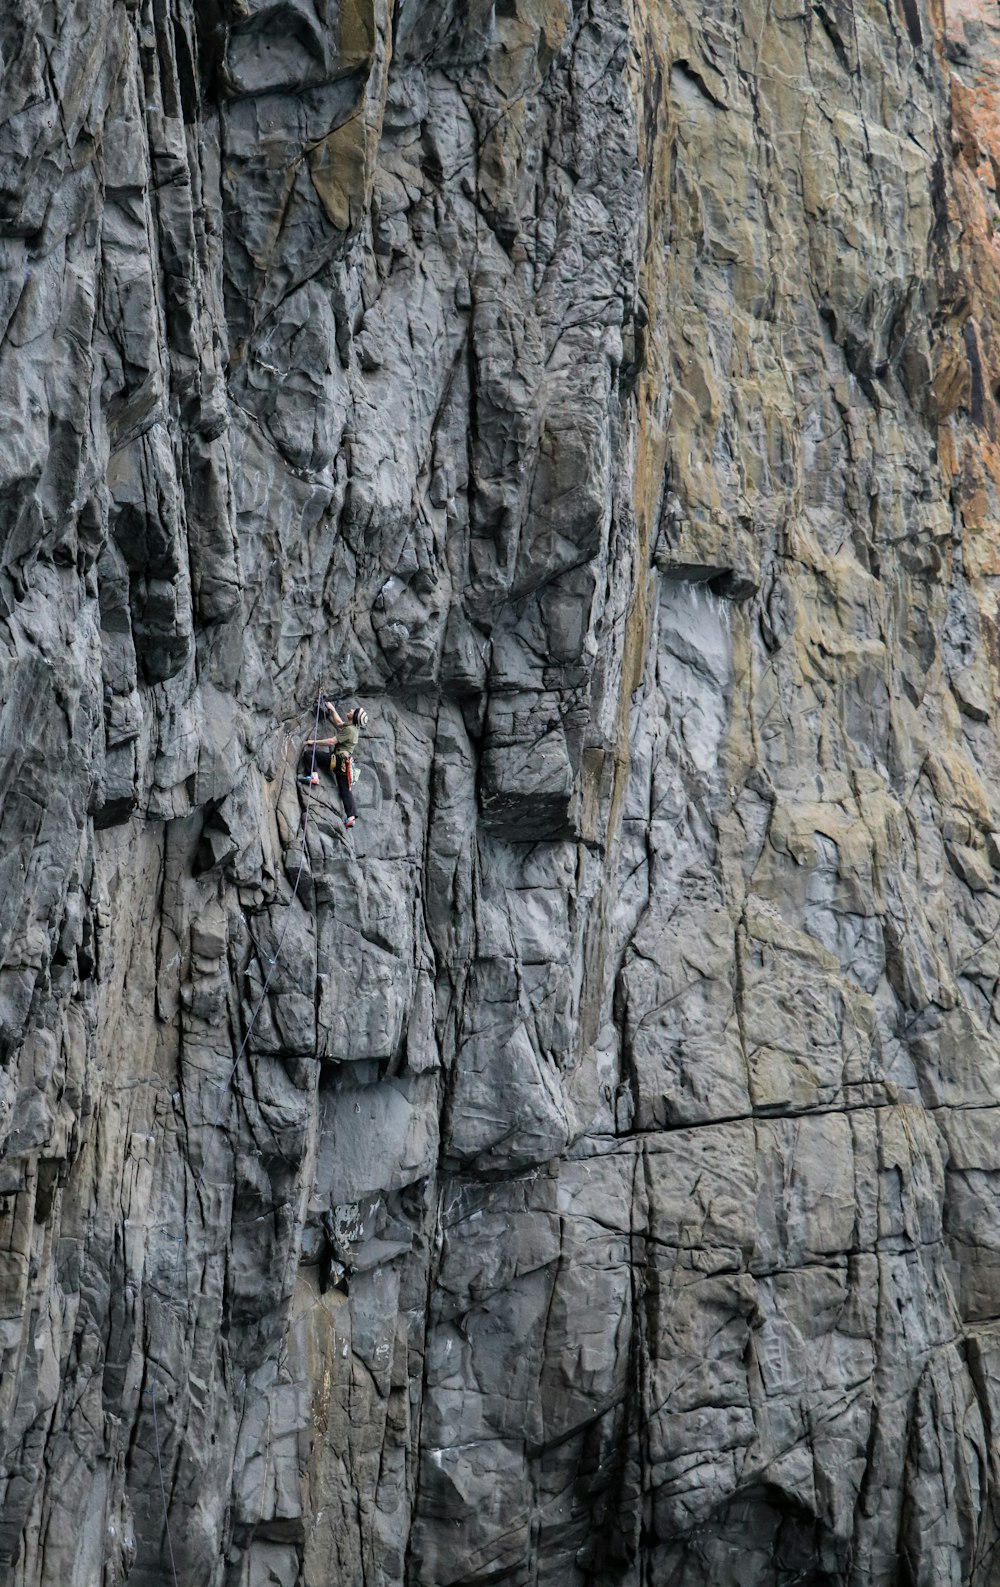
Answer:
top-left (3, 0), bottom-right (1000, 1583)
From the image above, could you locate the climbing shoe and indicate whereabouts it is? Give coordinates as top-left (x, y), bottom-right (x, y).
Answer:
top-left (345, 816), bottom-right (356, 829)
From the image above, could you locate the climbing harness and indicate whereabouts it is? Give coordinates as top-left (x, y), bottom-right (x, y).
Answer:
top-left (147, 692), bottom-right (325, 1585)
top-left (302, 695), bottom-right (365, 827)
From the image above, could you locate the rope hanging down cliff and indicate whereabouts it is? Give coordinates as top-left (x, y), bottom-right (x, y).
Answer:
top-left (148, 693), bottom-right (325, 1587)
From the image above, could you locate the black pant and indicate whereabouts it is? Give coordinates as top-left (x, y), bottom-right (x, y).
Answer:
top-left (302, 748), bottom-right (355, 819)
top-left (335, 760), bottom-right (356, 820)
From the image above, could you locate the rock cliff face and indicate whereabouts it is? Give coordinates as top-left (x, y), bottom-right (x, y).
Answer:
top-left (5, 0), bottom-right (1000, 1583)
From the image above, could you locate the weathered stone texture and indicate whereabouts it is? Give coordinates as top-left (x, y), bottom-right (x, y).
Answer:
top-left (3, 0), bottom-right (1000, 1583)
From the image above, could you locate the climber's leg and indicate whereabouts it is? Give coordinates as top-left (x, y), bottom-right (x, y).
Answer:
top-left (335, 757), bottom-right (357, 824)
top-left (300, 746), bottom-right (333, 782)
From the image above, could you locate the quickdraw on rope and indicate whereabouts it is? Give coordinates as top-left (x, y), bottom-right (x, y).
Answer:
top-left (148, 692), bottom-right (325, 1585)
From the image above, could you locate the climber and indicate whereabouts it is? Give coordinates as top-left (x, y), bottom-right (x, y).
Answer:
top-left (303, 699), bottom-right (369, 829)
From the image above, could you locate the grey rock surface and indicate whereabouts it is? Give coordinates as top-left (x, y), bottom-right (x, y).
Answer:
top-left (3, 0), bottom-right (1000, 1583)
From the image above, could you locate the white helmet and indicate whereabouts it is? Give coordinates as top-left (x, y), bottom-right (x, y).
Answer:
top-left (354, 707), bottom-right (369, 728)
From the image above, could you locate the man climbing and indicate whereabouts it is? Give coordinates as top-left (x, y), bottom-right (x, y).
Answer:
top-left (303, 699), bottom-right (369, 828)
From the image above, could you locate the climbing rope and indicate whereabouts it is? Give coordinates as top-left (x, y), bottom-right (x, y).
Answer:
top-left (150, 1385), bottom-right (180, 1587)
top-left (147, 692), bottom-right (325, 1584)
top-left (201, 691), bottom-right (325, 1151)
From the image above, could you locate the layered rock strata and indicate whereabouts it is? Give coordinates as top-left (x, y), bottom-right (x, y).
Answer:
top-left (3, 1), bottom-right (1000, 1584)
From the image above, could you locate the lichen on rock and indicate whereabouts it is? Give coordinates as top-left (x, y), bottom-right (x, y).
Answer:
top-left (3, 0), bottom-right (1000, 1584)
